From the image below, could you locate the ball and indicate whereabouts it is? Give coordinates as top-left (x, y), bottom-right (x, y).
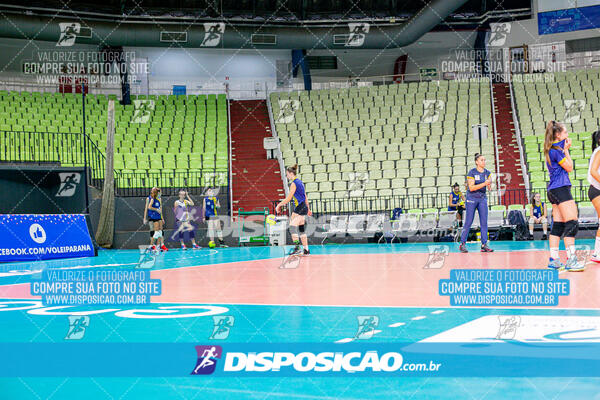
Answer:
top-left (266, 214), bottom-right (277, 225)
top-left (208, 241), bottom-right (216, 248)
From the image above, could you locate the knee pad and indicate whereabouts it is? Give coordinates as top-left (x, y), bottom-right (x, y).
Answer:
top-left (564, 220), bottom-right (579, 238)
top-left (150, 231), bottom-right (155, 239)
top-left (153, 230), bottom-right (163, 239)
top-left (299, 224), bottom-right (306, 234)
top-left (550, 221), bottom-right (565, 237)
top-left (289, 225), bottom-right (299, 236)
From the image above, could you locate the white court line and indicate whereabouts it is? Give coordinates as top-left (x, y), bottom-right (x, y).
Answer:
top-left (5, 245), bottom-right (574, 276)
top-left (0, 263), bottom-right (139, 277)
top-left (335, 328), bottom-right (382, 343)
top-left (139, 301), bottom-right (600, 311)
top-left (388, 322), bottom-right (405, 328)
top-left (0, 298), bottom-right (598, 312)
top-left (411, 316), bottom-right (426, 321)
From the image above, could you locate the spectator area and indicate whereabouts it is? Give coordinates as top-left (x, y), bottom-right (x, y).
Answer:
top-left (514, 70), bottom-right (600, 201)
top-left (0, 91), bottom-right (228, 189)
top-left (271, 79), bottom-right (495, 212)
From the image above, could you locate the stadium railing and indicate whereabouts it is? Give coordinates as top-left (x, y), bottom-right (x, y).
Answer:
top-left (0, 129), bottom-right (108, 188)
top-left (271, 185), bottom-right (592, 217)
top-left (2, 51), bottom-right (599, 100)
top-left (0, 130), bottom-right (227, 197)
top-left (114, 170), bottom-right (227, 197)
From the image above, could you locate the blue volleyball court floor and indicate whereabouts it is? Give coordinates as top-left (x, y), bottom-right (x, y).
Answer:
top-left (1, 241), bottom-right (599, 399)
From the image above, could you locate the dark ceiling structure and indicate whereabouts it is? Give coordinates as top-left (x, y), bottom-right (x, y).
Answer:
top-left (0, 0), bottom-right (530, 22)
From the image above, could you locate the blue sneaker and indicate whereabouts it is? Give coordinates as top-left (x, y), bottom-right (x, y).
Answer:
top-left (289, 245), bottom-right (302, 256)
top-left (565, 257), bottom-right (585, 272)
top-left (547, 258), bottom-right (565, 270)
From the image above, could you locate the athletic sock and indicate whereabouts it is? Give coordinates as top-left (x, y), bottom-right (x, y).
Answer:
top-left (594, 237), bottom-right (600, 257)
top-left (566, 245), bottom-right (576, 259)
top-left (550, 247), bottom-right (559, 259)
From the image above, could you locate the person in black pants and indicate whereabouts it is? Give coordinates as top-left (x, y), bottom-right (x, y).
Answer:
top-left (459, 154), bottom-right (493, 253)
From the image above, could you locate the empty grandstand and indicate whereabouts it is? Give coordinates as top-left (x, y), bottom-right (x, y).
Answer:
top-left (0, 91), bottom-right (228, 195)
top-left (515, 69), bottom-right (600, 201)
top-left (272, 79), bottom-right (495, 213)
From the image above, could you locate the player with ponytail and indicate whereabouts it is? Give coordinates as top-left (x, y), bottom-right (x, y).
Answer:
top-left (276, 164), bottom-right (311, 256)
top-left (587, 130), bottom-right (600, 264)
top-left (545, 120), bottom-right (584, 271)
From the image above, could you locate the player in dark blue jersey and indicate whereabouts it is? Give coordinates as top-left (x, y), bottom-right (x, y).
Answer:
top-left (459, 153), bottom-right (494, 253)
top-left (528, 192), bottom-right (548, 240)
top-left (587, 130), bottom-right (600, 264)
top-left (544, 120), bottom-right (584, 271)
top-left (203, 188), bottom-right (225, 247)
top-left (276, 164), bottom-right (311, 256)
top-left (448, 182), bottom-right (465, 226)
top-left (143, 187), bottom-right (168, 252)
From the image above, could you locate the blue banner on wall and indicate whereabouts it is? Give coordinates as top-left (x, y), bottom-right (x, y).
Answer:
top-left (0, 214), bottom-right (95, 263)
top-left (538, 5), bottom-right (600, 35)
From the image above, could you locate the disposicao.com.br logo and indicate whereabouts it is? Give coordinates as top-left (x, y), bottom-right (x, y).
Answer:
top-left (191, 345), bottom-right (442, 375)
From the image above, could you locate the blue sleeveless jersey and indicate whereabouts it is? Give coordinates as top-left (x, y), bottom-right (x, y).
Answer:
top-left (204, 197), bottom-right (218, 217)
top-left (147, 196), bottom-right (161, 220)
top-left (292, 178), bottom-right (306, 206)
top-left (448, 191), bottom-right (461, 211)
top-left (533, 202), bottom-right (544, 218)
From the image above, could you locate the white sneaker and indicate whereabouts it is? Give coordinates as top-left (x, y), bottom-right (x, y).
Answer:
top-left (565, 257), bottom-right (585, 272)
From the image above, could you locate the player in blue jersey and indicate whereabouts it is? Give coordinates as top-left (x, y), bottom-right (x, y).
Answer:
top-left (448, 182), bottom-right (465, 226)
top-left (459, 153), bottom-right (494, 253)
top-left (544, 120), bottom-right (584, 271)
top-left (587, 130), bottom-right (600, 264)
top-left (143, 187), bottom-right (168, 252)
top-left (203, 188), bottom-right (225, 247)
top-left (528, 192), bottom-right (548, 240)
top-left (276, 164), bottom-right (312, 256)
